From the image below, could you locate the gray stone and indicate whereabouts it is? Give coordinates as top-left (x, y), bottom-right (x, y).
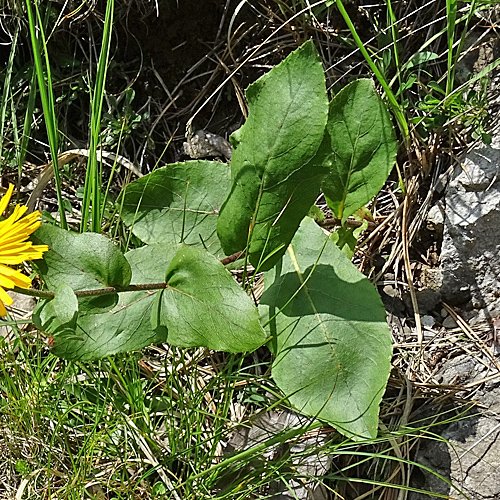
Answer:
top-left (183, 129), bottom-right (232, 159)
top-left (426, 203), bottom-right (445, 233)
top-left (411, 352), bottom-right (500, 500)
top-left (417, 289), bottom-right (442, 313)
top-left (381, 284), bottom-right (406, 316)
top-left (0, 291), bottom-right (36, 338)
top-left (417, 32), bottom-right (500, 496)
top-left (411, 393), bottom-right (500, 500)
top-left (472, 298), bottom-right (484, 309)
top-left (442, 315), bottom-right (458, 329)
top-left (403, 288), bottom-right (442, 315)
top-left (400, 268), bottom-right (443, 315)
top-left (440, 140), bottom-right (500, 318)
top-left (420, 315), bottom-right (436, 329)
top-left (383, 284), bottom-right (399, 298)
top-left (420, 267), bottom-right (443, 291)
top-left (437, 355), bottom-right (479, 385)
top-left (439, 28), bottom-right (500, 317)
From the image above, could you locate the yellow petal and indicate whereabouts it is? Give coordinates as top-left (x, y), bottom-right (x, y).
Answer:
top-left (0, 243), bottom-right (48, 264)
top-left (0, 274), bottom-right (16, 289)
top-left (0, 264), bottom-right (32, 288)
top-left (0, 286), bottom-right (13, 307)
top-left (0, 184), bottom-right (14, 217)
top-left (0, 298), bottom-right (7, 317)
top-left (0, 187), bottom-right (48, 314)
top-left (10, 204), bottom-right (28, 222)
top-left (0, 219), bottom-right (42, 244)
top-left (0, 241), bottom-right (32, 254)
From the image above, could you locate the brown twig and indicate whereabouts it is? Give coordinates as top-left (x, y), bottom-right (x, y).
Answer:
top-left (220, 250), bottom-right (245, 266)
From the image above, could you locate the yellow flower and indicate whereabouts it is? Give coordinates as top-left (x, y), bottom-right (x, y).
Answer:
top-left (0, 184), bottom-right (48, 316)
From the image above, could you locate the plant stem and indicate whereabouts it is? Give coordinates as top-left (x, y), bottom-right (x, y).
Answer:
top-left (13, 282), bottom-right (171, 300)
top-left (220, 250), bottom-right (245, 266)
top-left (14, 250), bottom-right (245, 300)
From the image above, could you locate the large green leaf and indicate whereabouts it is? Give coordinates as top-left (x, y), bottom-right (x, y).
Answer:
top-left (217, 41), bottom-right (328, 271)
top-left (33, 244), bottom-right (179, 360)
top-left (259, 218), bottom-right (392, 440)
top-left (32, 224), bottom-right (132, 313)
top-left (152, 246), bottom-right (266, 352)
top-left (120, 160), bottom-right (231, 256)
top-left (33, 241), bottom-right (265, 359)
top-left (321, 79), bottom-right (397, 223)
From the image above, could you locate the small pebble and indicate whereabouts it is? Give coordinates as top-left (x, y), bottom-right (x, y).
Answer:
top-left (442, 316), bottom-right (458, 329)
top-left (421, 315), bottom-right (436, 329)
top-left (383, 285), bottom-right (398, 298)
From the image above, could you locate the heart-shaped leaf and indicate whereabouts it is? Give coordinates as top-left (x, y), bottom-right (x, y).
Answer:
top-left (32, 224), bottom-right (132, 313)
top-left (33, 243), bottom-right (179, 360)
top-left (153, 245), bottom-right (266, 352)
top-left (260, 218), bottom-right (392, 439)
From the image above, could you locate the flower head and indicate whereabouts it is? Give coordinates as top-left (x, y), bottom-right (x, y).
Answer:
top-left (0, 184), bottom-right (48, 316)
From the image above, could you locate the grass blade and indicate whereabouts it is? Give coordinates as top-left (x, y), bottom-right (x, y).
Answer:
top-left (81, 0), bottom-right (115, 233)
top-left (17, 69), bottom-right (38, 180)
top-left (25, 0), bottom-right (67, 228)
top-left (445, 0), bottom-right (458, 97)
top-left (0, 25), bottom-right (19, 172)
top-left (335, 0), bottom-right (409, 144)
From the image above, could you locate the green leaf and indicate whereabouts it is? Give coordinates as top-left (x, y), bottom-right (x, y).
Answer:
top-left (33, 244), bottom-right (180, 360)
top-left (119, 160), bottom-right (231, 256)
top-left (217, 40), bottom-right (328, 271)
top-left (307, 204), bottom-right (325, 222)
top-left (330, 220), bottom-right (368, 259)
top-left (153, 246), bottom-right (266, 352)
top-left (53, 283), bottom-right (78, 324)
top-left (260, 218), bottom-right (392, 439)
top-left (321, 79), bottom-right (397, 223)
top-left (404, 51), bottom-right (439, 71)
top-left (33, 242), bottom-right (265, 359)
top-left (32, 224), bottom-right (132, 313)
